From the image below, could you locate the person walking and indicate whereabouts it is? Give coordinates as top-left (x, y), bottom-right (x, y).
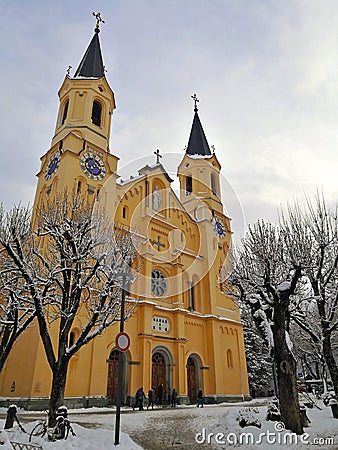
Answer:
top-left (137, 387), bottom-right (146, 411)
top-left (133, 388), bottom-right (140, 410)
top-left (171, 388), bottom-right (178, 407)
top-left (156, 383), bottom-right (163, 405)
top-left (197, 388), bottom-right (204, 408)
top-left (147, 388), bottom-right (154, 410)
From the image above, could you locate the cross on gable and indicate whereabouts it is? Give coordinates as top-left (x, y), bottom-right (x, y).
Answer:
top-left (150, 236), bottom-right (165, 251)
top-left (154, 149), bottom-right (162, 164)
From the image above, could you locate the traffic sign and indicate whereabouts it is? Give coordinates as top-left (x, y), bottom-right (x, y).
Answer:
top-left (115, 332), bottom-right (130, 352)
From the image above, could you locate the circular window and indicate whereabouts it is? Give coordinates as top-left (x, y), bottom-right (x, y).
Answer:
top-left (151, 270), bottom-right (167, 296)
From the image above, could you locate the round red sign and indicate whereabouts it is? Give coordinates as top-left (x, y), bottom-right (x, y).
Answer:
top-left (115, 332), bottom-right (130, 352)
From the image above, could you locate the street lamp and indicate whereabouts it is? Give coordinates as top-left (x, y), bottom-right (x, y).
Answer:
top-left (114, 271), bottom-right (132, 446)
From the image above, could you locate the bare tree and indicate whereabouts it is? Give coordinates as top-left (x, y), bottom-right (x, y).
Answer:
top-left (0, 195), bottom-right (140, 427)
top-left (281, 195), bottom-right (338, 398)
top-left (240, 301), bottom-right (273, 397)
top-left (230, 221), bottom-right (303, 434)
top-left (289, 317), bottom-right (328, 391)
top-left (0, 205), bottom-right (36, 372)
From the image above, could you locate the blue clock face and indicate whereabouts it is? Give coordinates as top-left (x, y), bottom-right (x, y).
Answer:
top-left (45, 152), bottom-right (60, 180)
top-left (80, 151), bottom-right (106, 180)
top-left (212, 217), bottom-right (226, 238)
top-left (85, 157), bottom-right (102, 176)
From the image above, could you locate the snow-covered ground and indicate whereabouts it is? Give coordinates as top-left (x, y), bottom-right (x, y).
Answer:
top-left (0, 398), bottom-right (337, 449)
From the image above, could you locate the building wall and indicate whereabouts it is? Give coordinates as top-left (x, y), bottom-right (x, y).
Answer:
top-left (0, 53), bottom-right (249, 407)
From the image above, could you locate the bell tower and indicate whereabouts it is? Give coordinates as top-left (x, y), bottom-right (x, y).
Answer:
top-left (178, 95), bottom-right (232, 317)
top-left (33, 13), bottom-right (118, 212)
top-left (177, 95), bottom-right (223, 218)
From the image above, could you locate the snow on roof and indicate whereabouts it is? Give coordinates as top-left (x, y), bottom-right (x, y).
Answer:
top-left (117, 173), bottom-right (145, 186)
top-left (186, 153), bottom-right (214, 160)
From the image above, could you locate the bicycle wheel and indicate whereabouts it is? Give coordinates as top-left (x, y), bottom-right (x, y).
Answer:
top-left (29, 422), bottom-right (47, 442)
top-left (65, 422), bottom-right (76, 439)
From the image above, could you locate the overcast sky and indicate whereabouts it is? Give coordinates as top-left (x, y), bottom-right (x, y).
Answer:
top-left (1, 0), bottom-right (337, 240)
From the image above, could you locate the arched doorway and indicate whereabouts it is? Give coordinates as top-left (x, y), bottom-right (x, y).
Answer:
top-left (151, 347), bottom-right (173, 404)
top-left (187, 355), bottom-right (201, 403)
top-left (107, 349), bottom-right (128, 405)
top-left (152, 352), bottom-right (166, 403)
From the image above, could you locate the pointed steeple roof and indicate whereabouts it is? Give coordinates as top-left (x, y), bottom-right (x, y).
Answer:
top-left (186, 95), bottom-right (211, 156)
top-left (186, 111), bottom-right (212, 156)
top-left (74, 21), bottom-right (104, 78)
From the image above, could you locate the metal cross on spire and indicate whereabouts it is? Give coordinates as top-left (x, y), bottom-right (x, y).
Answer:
top-left (154, 149), bottom-right (162, 164)
top-left (92, 12), bottom-right (105, 32)
top-left (191, 94), bottom-right (199, 112)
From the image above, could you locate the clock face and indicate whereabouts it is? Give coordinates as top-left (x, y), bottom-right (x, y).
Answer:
top-left (80, 151), bottom-right (106, 180)
top-left (212, 217), bottom-right (226, 239)
top-left (45, 151), bottom-right (61, 180)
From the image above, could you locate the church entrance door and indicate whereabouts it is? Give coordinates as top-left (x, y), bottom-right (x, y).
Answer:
top-left (152, 352), bottom-right (166, 402)
top-left (187, 356), bottom-right (198, 403)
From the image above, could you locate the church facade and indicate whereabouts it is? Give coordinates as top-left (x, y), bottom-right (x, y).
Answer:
top-left (0, 19), bottom-right (249, 407)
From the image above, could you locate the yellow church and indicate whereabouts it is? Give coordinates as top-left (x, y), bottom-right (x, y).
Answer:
top-left (0, 17), bottom-right (249, 407)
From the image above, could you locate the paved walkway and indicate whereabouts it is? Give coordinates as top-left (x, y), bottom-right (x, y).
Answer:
top-left (0, 400), bottom-right (268, 450)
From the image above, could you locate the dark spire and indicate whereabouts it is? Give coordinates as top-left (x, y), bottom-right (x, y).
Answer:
top-left (74, 12), bottom-right (105, 78)
top-left (186, 95), bottom-right (211, 156)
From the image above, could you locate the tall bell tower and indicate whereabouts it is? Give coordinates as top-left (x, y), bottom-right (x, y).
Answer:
top-left (33, 13), bottom-right (119, 212)
top-left (177, 95), bottom-right (232, 316)
top-left (178, 95), bottom-right (224, 219)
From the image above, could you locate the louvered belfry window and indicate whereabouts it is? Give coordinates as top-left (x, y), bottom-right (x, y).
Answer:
top-left (92, 100), bottom-right (102, 127)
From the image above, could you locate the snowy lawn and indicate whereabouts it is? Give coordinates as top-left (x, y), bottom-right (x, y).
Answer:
top-left (0, 398), bottom-right (337, 449)
top-left (0, 419), bottom-right (142, 450)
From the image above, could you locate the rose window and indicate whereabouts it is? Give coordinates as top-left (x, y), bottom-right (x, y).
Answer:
top-left (151, 270), bottom-right (167, 296)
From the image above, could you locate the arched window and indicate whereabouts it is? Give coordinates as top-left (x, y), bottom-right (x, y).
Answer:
top-left (227, 349), bottom-right (233, 369)
top-left (61, 99), bottom-right (69, 126)
top-left (122, 206), bottom-right (128, 219)
top-left (92, 100), bottom-right (102, 127)
top-left (188, 281), bottom-right (195, 311)
top-left (211, 173), bottom-right (217, 195)
top-left (186, 175), bottom-right (192, 195)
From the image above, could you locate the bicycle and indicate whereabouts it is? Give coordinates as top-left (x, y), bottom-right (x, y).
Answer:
top-left (29, 409), bottom-right (76, 442)
top-left (29, 417), bottom-right (47, 442)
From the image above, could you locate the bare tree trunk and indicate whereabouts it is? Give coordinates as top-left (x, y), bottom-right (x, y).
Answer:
top-left (48, 358), bottom-right (69, 428)
top-left (272, 302), bottom-right (303, 434)
top-left (323, 334), bottom-right (338, 398)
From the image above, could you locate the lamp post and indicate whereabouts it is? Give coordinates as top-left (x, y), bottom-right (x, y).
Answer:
top-left (114, 271), bottom-right (131, 446)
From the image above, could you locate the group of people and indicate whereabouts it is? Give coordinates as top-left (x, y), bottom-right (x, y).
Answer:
top-left (133, 384), bottom-right (174, 410)
top-left (132, 386), bottom-right (161, 411)
top-left (133, 385), bottom-right (203, 410)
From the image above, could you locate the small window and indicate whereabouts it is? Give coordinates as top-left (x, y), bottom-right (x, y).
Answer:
top-left (227, 349), bottom-right (233, 369)
top-left (186, 175), bottom-right (192, 195)
top-left (122, 206), bottom-right (128, 219)
top-left (211, 173), bottom-right (217, 195)
top-left (77, 181), bottom-right (82, 195)
top-left (188, 281), bottom-right (195, 311)
top-left (92, 100), bottom-right (102, 127)
top-left (61, 100), bottom-right (69, 126)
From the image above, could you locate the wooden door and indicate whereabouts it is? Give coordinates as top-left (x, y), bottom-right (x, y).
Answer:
top-left (107, 349), bottom-right (119, 404)
top-left (187, 356), bottom-right (198, 403)
top-left (152, 352), bottom-right (166, 401)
